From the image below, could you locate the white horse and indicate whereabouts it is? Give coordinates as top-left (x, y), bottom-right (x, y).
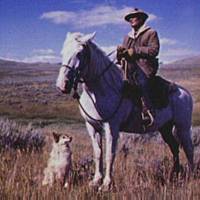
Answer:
top-left (56, 32), bottom-right (194, 191)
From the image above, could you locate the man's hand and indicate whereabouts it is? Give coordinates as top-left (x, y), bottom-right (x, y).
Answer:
top-left (117, 46), bottom-right (126, 62)
top-left (117, 46), bottom-right (136, 63)
top-left (127, 48), bottom-right (135, 57)
top-left (117, 45), bottom-right (126, 52)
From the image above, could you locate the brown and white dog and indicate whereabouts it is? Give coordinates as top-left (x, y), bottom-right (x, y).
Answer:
top-left (42, 132), bottom-right (72, 188)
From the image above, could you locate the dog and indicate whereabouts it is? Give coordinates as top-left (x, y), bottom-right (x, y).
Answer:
top-left (42, 132), bottom-right (72, 188)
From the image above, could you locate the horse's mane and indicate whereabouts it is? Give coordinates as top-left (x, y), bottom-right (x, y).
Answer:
top-left (61, 32), bottom-right (84, 65)
top-left (61, 32), bottom-right (123, 93)
top-left (87, 41), bottom-right (123, 93)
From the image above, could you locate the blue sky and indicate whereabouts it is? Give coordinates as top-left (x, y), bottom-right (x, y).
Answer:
top-left (0, 0), bottom-right (200, 63)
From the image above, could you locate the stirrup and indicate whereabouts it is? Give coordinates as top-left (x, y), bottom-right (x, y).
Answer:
top-left (141, 109), bottom-right (154, 127)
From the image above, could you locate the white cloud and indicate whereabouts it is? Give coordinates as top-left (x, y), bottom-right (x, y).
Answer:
top-left (23, 55), bottom-right (61, 63)
top-left (40, 6), bottom-right (158, 28)
top-left (101, 45), bottom-right (116, 54)
top-left (101, 45), bottom-right (117, 60)
top-left (32, 48), bottom-right (55, 55)
top-left (1, 49), bottom-right (61, 63)
top-left (160, 37), bottom-right (177, 46)
top-left (0, 56), bottom-right (21, 62)
top-left (40, 11), bottom-right (76, 24)
top-left (23, 48), bottom-right (61, 63)
top-left (147, 13), bottom-right (157, 22)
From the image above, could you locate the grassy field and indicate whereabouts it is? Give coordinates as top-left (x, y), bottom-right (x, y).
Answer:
top-left (0, 64), bottom-right (200, 125)
top-left (0, 62), bottom-right (200, 199)
top-left (0, 120), bottom-right (200, 200)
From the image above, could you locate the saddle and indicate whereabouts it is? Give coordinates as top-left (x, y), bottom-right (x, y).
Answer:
top-left (122, 76), bottom-right (178, 109)
top-left (121, 80), bottom-right (142, 107)
top-left (148, 76), bottom-right (178, 109)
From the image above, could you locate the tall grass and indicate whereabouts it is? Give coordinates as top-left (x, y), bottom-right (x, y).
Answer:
top-left (1, 121), bottom-right (200, 199)
top-left (1, 63), bottom-right (200, 198)
top-left (0, 118), bottom-right (45, 151)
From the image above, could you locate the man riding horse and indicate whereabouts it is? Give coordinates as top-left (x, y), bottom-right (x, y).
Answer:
top-left (56, 31), bottom-right (194, 191)
top-left (117, 8), bottom-right (160, 127)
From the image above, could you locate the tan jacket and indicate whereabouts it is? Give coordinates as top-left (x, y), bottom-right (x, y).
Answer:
top-left (122, 25), bottom-right (160, 77)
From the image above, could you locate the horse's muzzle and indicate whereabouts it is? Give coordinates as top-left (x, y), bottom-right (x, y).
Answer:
top-left (56, 81), bottom-right (72, 94)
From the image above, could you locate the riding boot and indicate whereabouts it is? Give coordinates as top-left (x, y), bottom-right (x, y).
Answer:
top-left (141, 97), bottom-right (155, 129)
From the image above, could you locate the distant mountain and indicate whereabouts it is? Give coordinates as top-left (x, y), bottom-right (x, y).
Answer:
top-left (0, 58), bottom-right (60, 69)
top-left (0, 58), bottom-right (25, 66)
top-left (0, 58), bottom-right (61, 84)
top-left (162, 55), bottom-right (200, 69)
top-left (172, 55), bottom-right (200, 65)
top-left (1, 54), bottom-right (200, 70)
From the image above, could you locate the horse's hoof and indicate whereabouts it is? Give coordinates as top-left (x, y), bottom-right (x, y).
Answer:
top-left (64, 182), bottom-right (69, 188)
top-left (98, 183), bottom-right (111, 192)
top-left (98, 185), bottom-right (110, 192)
top-left (89, 179), bottom-right (102, 188)
top-left (170, 164), bottom-right (183, 182)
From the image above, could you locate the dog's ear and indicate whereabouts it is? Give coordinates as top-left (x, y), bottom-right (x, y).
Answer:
top-left (52, 132), bottom-right (60, 143)
top-left (69, 136), bottom-right (72, 142)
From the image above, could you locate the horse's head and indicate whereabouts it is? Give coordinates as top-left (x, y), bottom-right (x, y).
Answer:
top-left (56, 32), bottom-right (96, 94)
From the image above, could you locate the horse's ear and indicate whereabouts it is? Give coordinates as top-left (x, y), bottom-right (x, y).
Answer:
top-left (80, 32), bottom-right (96, 44)
top-left (52, 132), bottom-right (60, 143)
top-left (65, 32), bottom-right (72, 41)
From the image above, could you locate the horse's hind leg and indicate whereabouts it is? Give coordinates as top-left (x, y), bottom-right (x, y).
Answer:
top-left (172, 87), bottom-right (194, 172)
top-left (175, 125), bottom-right (194, 171)
top-left (159, 121), bottom-right (180, 177)
top-left (86, 122), bottom-right (103, 187)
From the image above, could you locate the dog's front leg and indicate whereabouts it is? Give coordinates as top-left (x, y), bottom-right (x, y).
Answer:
top-left (99, 123), bottom-right (119, 191)
top-left (63, 165), bottom-right (71, 188)
top-left (63, 174), bottom-right (69, 188)
top-left (86, 122), bottom-right (103, 187)
top-left (42, 168), bottom-right (54, 186)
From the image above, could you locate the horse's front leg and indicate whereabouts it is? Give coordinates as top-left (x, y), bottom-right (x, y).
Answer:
top-left (86, 122), bottom-right (103, 187)
top-left (99, 123), bottom-right (119, 191)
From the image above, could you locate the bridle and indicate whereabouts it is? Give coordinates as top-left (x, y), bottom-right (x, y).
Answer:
top-left (62, 44), bottom-right (116, 97)
top-left (61, 44), bottom-right (123, 122)
top-left (63, 64), bottom-right (83, 93)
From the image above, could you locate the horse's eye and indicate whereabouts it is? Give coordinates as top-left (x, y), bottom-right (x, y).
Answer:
top-left (77, 52), bottom-right (81, 58)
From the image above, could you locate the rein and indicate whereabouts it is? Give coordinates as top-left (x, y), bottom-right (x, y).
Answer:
top-left (67, 47), bottom-right (123, 122)
top-left (63, 47), bottom-right (116, 91)
top-left (84, 47), bottom-right (117, 83)
top-left (77, 89), bottom-right (123, 123)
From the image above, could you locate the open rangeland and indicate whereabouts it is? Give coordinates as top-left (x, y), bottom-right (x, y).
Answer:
top-left (0, 60), bottom-right (200, 199)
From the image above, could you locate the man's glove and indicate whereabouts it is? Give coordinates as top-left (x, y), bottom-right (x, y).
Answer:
top-left (117, 46), bottom-right (136, 63)
top-left (117, 46), bottom-right (126, 63)
top-left (126, 48), bottom-right (135, 57)
top-left (123, 48), bottom-right (136, 60)
top-left (117, 45), bottom-right (126, 52)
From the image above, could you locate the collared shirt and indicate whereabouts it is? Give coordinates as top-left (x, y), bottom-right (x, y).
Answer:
top-left (128, 24), bottom-right (150, 39)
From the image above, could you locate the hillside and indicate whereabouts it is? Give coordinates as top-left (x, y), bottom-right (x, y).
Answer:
top-left (0, 56), bottom-right (200, 126)
top-left (162, 55), bottom-right (200, 69)
top-left (1, 54), bottom-right (200, 70)
top-left (0, 57), bottom-right (200, 199)
top-left (0, 59), bottom-right (60, 84)
top-left (0, 58), bottom-right (60, 69)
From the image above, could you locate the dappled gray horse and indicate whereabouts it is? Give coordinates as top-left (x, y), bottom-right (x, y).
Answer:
top-left (56, 32), bottom-right (194, 191)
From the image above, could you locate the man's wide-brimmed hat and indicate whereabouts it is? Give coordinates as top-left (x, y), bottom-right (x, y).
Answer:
top-left (124, 8), bottom-right (148, 22)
